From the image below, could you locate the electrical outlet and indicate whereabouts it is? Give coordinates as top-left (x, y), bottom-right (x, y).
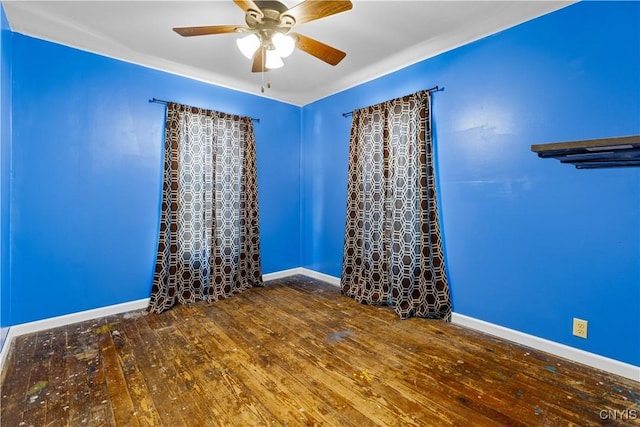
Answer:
top-left (573, 318), bottom-right (588, 339)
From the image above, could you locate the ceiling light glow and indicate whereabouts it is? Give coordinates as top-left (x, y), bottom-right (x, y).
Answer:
top-left (272, 33), bottom-right (295, 58)
top-left (236, 33), bottom-right (260, 59)
top-left (265, 49), bottom-right (284, 69)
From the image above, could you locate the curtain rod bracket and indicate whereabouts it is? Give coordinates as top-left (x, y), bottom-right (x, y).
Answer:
top-left (149, 98), bottom-right (260, 123)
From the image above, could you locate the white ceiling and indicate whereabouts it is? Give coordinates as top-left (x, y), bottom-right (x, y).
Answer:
top-left (3, 0), bottom-right (573, 106)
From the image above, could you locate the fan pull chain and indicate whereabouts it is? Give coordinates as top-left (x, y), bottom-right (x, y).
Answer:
top-left (261, 48), bottom-right (266, 93)
top-left (261, 52), bottom-right (264, 93)
top-left (259, 50), bottom-right (272, 93)
top-left (257, 47), bottom-right (273, 93)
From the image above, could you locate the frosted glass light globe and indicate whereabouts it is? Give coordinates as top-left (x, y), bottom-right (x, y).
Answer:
top-left (236, 34), bottom-right (260, 59)
top-left (272, 33), bottom-right (295, 58)
top-left (265, 49), bottom-right (284, 69)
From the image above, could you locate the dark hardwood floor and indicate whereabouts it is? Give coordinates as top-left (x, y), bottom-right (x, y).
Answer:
top-left (1, 275), bottom-right (638, 426)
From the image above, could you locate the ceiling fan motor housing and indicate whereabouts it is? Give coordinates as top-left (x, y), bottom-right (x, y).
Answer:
top-left (246, 0), bottom-right (296, 38)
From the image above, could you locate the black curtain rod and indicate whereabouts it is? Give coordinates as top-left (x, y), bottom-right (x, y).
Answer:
top-left (149, 98), bottom-right (260, 123)
top-left (341, 86), bottom-right (443, 118)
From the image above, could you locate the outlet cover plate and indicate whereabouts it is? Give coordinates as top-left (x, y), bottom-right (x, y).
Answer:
top-left (573, 318), bottom-right (588, 339)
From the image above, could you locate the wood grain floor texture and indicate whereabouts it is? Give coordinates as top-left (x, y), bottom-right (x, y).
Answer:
top-left (1, 275), bottom-right (638, 427)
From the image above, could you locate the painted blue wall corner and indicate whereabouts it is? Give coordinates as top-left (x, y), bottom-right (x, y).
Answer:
top-left (8, 35), bottom-right (301, 325)
top-left (1, 1), bottom-right (638, 371)
top-left (0, 2), bottom-right (12, 350)
top-left (300, 1), bottom-right (640, 366)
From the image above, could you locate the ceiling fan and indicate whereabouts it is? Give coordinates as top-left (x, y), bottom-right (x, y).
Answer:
top-left (173, 0), bottom-right (353, 73)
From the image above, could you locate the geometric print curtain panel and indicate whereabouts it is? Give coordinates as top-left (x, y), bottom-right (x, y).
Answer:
top-left (148, 102), bottom-right (263, 314)
top-left (341, 90), bottom-right (452, 320)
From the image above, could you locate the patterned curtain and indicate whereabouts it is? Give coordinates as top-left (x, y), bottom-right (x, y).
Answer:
top-left (341, 90), bottom-right (452, 320)
top-left (148, 102), bottom-right (263, 314)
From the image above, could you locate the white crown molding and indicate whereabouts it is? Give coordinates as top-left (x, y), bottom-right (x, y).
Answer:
top-left (2, 1), bottom-right (575, 106)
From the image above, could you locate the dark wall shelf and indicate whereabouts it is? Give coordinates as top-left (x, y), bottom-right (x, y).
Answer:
top-left (531, 135), bottom-right (640, 169)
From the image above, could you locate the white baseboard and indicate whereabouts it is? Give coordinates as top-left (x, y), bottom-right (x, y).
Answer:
top-left (263, 267), bottom-right (341, 287)
top-left (297, 268), bottom-right (341, 287)
top-left (263, 267), bottom-right (305, 281)
top-left (2, 268), bottom-right (638, 383)
top-left (0, 268), bottom-right (304, 369)
top-left (262, 267), bottom-right (341, 287)
top-left (0, 298), bottom-right (150, 372)
top-left (451, 313), bottom-right (639, 382)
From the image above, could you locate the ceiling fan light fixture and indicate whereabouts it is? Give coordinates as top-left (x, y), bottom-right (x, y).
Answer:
top-left (175, 0), bottom-right (353, 75)
top-left (272, 32), bottom-right (295, 58)
top-left (236, 33), bottom-right (260, 59)
top-left (265, 49), bottom-right (284, 69)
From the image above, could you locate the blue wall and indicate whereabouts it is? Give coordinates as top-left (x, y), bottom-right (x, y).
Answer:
top-left (0, 4), bottom-right (11, 349)
top-left (7, 35), bottom-right (301, 325)
top-left (2, 1), bottom-right (638, 368)
top-left (301, 1), bottom-right (640, 366)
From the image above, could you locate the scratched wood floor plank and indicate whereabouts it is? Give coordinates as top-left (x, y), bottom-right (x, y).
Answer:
top-left (109, 316), bottom-right (164, 426)
top-left (43, 326), bottom-right (71, 427)
top-left (97, 316), bottom-right (142, 427)
top-left (201, 301), bottom-right (391, 427)
top-left (239, 281), bottom-right (500, 426)
top-left (190, 305), bottom-right (323, 424)
top-left (140, 307), bottom-right (224, 425)
top-left (87, 318), bottom-right (119, 427)
top-left (2, 331), bottom-right (39, 427)
top-left (252, 280), bottom-right (528, 424)
top-left (290, 277), bottom-right (639, 425)
top-left (117, 314), bottom-right (195, 426)
top-left (65, 319), bottom-right (108, 426)
top-left (370, 310), bottom-right (622, 425)
top-left (153, 312), bottom-right (260, 425)
top-left (292, 300), bottom-right (560, 425)
top-left (21, 330), bottom-right (54, 426)
top-left (2, 275), bottom-right (639, 426)
top-left (1, 331), bottom-right (38, 426)
top-left (222, 283), bottom-right (481, 426)
top-left (129, 313), bottom-right (209, 427)
top-left (177, 314), bottom-right (288, 424)
top-left (275, 276), bottom-right (635, 425)
top-left (192, 299), bottom-right (379, 426)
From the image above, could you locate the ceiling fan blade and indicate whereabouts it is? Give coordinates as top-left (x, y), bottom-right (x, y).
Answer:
top-left (252, 47), bottom-right (266, 73)
top-left (283, 0), bottom-right (352, 25)
top-left (293, 33), bottom-right (346, 66)
top-left (233, 0), bottom-right (263, 14)
top-left (173, 25), bottom-right (241, 37)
